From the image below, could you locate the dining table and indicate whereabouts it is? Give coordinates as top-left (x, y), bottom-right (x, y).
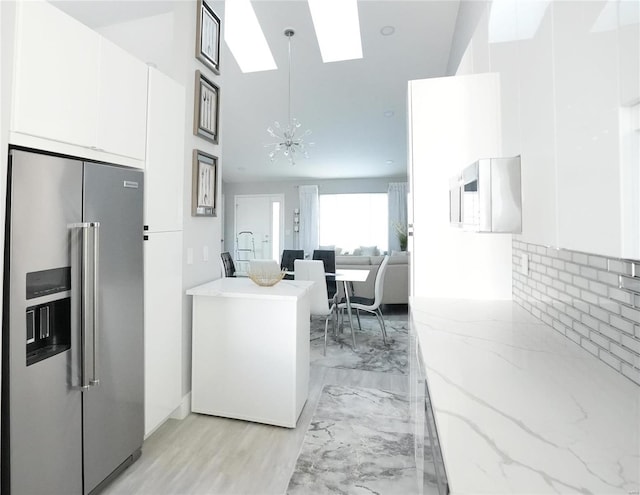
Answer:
top-left (334, 268), bottom-right (370, 350)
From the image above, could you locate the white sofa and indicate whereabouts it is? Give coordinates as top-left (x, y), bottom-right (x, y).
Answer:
top-left (335, 254), bottom-right (409, 305)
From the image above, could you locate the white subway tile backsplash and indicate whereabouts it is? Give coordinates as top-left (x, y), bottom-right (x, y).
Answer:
top-left (565, 262), bottom-right (580, 275)
top-left (589, 306), bottom-right (609, 323)
top-left (621, 363), bottom-right (640, 386)
top-left (573, 253), bottom-right (589, 265)
top-left (558, 250), bottom-right (573, 261)
top-left (581, 339), bottom-right (599, 356)
top-left (580, 266), bottom-right (598, 280)
top-left (610, 343), bottom-right (635, 366)
top-left (573, 276), bottom-right (589, 290)
top-left (610, 315), bottom-right (635, 335)
top-left (566, 306), bottom-right (581, 321)
top-left (597, 271), bottom-right (619, 286)
top-left (599, 350), bottom-right (622, 371)
top-left (565, 285), bottom-right (580, 298)
top-left (513, 241), bottom-right (640, 386)
top-left (588, 256), bottom-right (608, 270)
top-left (581, 314), bottom-right (600, 331)
top-left (620, 276), bottom-right (640, 294)
top-left (609, 287), bottom-right (633, 305)
top-left (621, 334), bottom-right (640, 354)
top-left (608, 259), bottom-right (633, 275)
top-left (598, 323), bottom-right (621, 343)
top-left (621, 305), bottom-right (640, 323)
top-left (565, 328), bottom-right (581, 344)
top-left (573, 322), bottom-right (590, 337)
top-left (590, 332), bottom-right (610, 349)
top-left (588, 281), bottom-right (608, 297)
top-left (581, 290), bottom-right (599, 305)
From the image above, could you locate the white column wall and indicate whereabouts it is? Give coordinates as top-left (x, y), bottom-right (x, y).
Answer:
top-left (409, 73), bottom-right (513, 300)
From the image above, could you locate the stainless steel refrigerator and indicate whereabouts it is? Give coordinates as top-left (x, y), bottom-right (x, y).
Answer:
top-left (2, 148), bottom-right (144, 494)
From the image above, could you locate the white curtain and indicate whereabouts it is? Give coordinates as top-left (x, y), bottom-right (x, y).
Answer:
top-left (388, 182), bottom-right (408, 252)
top-left (298, 185), bottom-right (319, 256)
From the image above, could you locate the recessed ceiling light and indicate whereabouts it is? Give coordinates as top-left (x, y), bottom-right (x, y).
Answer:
top-left (383, 110), bottom-right (394, 118)
top-left (225, 0), bottom-right (277, 73)
top-left (386, 160), bottom-right (394, 165)
top-left (380, 25), bottom-right (395, 36)
top-left (308, 0), bottom-right (363, 63)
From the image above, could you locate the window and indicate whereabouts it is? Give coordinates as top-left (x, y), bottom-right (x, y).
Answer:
top-left (319, 193), bottom-right (388, 254)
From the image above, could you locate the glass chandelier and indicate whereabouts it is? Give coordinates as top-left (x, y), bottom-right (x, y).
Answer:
top-left (266, 28), bottom-right (312, 165)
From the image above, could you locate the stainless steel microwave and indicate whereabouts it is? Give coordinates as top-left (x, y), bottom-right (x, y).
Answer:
top-left (449, 156), bottom-right (522, 233)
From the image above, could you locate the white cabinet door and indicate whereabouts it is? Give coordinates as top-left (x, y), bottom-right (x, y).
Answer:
top-left (97, 38), bottom-right (148, 161)
top-left (144, 231), bottom-right (183, 436)
top-left (12, 1), bottom-right (100, 148)
top-left (144, 68), bottom-right (185, 232)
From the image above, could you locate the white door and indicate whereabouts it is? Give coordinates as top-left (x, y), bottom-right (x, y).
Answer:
top-left (234, 194), bottom-right (284, 275)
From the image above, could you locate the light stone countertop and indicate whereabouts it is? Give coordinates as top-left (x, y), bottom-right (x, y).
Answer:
top-left (187, 277), bottom-right (314, 300)
top-left (411, 297), bottom-right (640, 495)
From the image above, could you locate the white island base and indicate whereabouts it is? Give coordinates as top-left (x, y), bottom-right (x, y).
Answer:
top-left (187, 278), bottom-right (313, 428)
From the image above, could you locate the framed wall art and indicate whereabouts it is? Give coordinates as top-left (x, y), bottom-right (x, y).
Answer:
top-left (194, 70), bottom-right (220, 144)
top-left (192, 149), bottom-right (218, 217)
top-left (195, 0), bottom-right (220, 74)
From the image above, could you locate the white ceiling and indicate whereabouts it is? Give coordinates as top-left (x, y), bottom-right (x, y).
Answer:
top-left (53, 0), bottom-right (462, 184)
top-left (221, 1), bottom-right (461, 183)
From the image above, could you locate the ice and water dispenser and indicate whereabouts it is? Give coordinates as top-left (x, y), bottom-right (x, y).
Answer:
top-left (25, 267), bottom-right (71, 366)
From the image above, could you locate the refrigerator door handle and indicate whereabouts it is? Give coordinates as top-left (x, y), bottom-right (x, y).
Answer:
top-left (68, 221), bottom-right (100, 390)
top-left (69, 222), bottom-right (91, 391)
top-left (90, 221), bottom-right (100, 387)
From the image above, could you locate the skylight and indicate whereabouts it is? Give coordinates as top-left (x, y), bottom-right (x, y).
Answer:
top-left (488, 0), bottom-right (551, 43)
top-left (224, 0), bottom-right (277, 73)
top-left (308, 0), bottom-right (363, 63)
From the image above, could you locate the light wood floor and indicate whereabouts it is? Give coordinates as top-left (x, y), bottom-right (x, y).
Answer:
top-left (103, 313), bottom-right (410, 495)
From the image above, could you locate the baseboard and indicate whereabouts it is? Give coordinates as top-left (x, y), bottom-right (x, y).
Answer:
top-left (170, 392), bottom-right (191, 420)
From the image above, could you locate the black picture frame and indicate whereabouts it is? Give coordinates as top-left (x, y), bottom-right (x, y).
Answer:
top-left (194, 70), bottom-right (220, 144)
top-left (192, 149), bottom-right (218, 217)
top-left (195, 0), bottom-right (220, 74)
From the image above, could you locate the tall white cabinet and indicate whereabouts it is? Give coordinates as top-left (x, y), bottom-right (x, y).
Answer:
top-left (143, 68), bottom-right (186, 437)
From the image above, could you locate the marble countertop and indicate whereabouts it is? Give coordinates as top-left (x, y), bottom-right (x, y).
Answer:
top-left (187, 277), bottom-right (314, 300)
top-left (411, 297), bottom-right (640, 495)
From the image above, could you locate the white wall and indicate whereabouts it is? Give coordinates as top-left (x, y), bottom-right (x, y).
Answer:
top-left (97, 1), bottom-right (224, 398)
top-left (409, 73), bottom-right (513, 300)
top-left (457, 0), bottom-right (640, 260)
top-left (222, 176), bottom-right (406, 254)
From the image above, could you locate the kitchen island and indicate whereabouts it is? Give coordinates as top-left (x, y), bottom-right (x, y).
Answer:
top-left (411, 298), bottom-right (640, 494)
top-left (187, 278), bottom-right (314, 428)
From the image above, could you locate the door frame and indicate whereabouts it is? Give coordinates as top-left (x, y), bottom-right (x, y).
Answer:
top-left (233, 193), bottom-right (285, 265)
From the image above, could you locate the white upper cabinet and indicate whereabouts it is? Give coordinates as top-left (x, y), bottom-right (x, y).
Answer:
top-left (11, 1), bottom-right (147, 167)
top-left (12, 1), bottom-right (100, 148)
top-left (144, 68), bottom-right (185, 232)
top-left (97, 38), bottom-right (148, 161)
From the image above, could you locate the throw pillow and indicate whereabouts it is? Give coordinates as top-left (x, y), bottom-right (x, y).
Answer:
top-left (359, 245), bottom-right (379, 256)
top-left (391, 250), bottom-right (408, 256)
top-left (318, 244), bottom-right (335, 251)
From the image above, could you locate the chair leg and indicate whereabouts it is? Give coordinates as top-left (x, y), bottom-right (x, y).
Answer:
top-left (324, 315), bottom-right (330, 356)
top-left (355, 309), bottom-right (362, 331)
top-left (374, 308), bottom-right (387, 344)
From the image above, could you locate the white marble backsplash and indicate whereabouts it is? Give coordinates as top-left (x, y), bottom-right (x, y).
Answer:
top-left (412, 298), bottom-right (640, 495)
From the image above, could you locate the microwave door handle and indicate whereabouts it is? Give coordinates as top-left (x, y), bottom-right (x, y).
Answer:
top-left (89, 222), bottom-right (100, 387)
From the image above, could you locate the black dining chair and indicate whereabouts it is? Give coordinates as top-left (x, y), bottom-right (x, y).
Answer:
top-left (312, 249), bottom-right (337, 299)
top-left (220, 252), bottom-right (236, 278)
top-left (281, 250), bottom-right (304, 280)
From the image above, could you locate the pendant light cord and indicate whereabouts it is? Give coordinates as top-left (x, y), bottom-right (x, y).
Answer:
top-left (286, 30), bottom-right (293, 127)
